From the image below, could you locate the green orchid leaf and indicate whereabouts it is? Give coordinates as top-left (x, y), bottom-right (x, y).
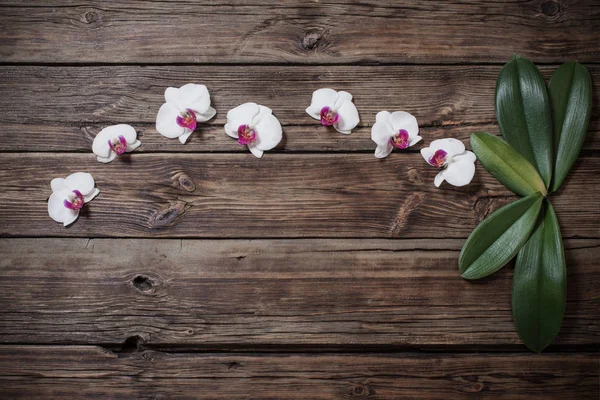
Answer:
top-left (513, 201), bottom-right (566, 353)
top-left (459, 192), bottom-right (543, 280)
top-left (548, 61), bottom-right (593, 192)
top-left (471, 132), bottom-right (547, 196)
top-left (496, 56), bottom-right (553, 188)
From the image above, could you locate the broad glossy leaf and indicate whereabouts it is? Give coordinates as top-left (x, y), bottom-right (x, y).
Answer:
top-left (496, 56), bottom-right (553, 188)
top-left (513, 201), bottom-right (566, 353)
top-left (459, 192), bottom-right (543, 280)
top-left (548, 61), bottom-right (593, 192)
top-left (471, 132), bottom-right (547, 196)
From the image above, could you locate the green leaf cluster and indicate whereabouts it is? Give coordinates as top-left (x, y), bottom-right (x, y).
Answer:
top-left (459, 57), bottom-right (592, 352)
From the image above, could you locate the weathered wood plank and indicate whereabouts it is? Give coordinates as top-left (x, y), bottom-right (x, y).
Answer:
top-left (0, 346), bottom-right (597, 399)
top-left (0, 1), bottom-right (598, 64)
top-left (0, 65), bottom-right (598, 152)
top-left (0, 154), bottom-right (599, 238)
top-left (4, 122), bottom-right (600, 154)
top-left (0, 238), bottom-right (596, 346)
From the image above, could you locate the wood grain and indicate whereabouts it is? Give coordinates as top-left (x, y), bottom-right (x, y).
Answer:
top-left (0, 0), bottom-right (598, 396)
top-left (0, 346), bottom-right (597, 399)
top-left (0, 65), bottom-right (598, 152)
top-left (0, 1), bottom-right (598, 64)
top-left (0, 153), bottom-right (599, 238)
top-left (0, 238), bottom-right (596, 346)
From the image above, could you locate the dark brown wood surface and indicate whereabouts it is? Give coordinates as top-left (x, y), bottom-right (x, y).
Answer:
top-left (0, 1), bottom-right (598, 64)
top-left (0, 154), bottom-right (599, 238)
top-left (0, 65), bottom-right (598, 152)
top-left (0, 346), bottom-right (597, 399)
top-left (0, 238), bottom-right (597, 346)
top-left (0, 0), bottom-right (598, 398)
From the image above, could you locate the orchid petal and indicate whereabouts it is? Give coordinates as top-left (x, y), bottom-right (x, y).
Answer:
top-left (442, 152), bottom-right (476, 187)
top-left (333, 91), bottom-right (353, 109)
top-left (420, 147), bottom-right (435, 163)
top-left (178, 129), bottom-right (194, 144)
top-left (248, 142), bottom-right (264, 158)
top-left (127, 140), bottom-right (142, 152)
top-left (48, 192), bottom-right (78, 225)
top-left (62, 211), bottom-right (79, 227)
top-left (335, 100), bottom-right (359, 134)
top-left (50, 178), bottom-right (66, 193)
top-left (409, 136), bottom-right (423, 147)
top-left (93, 124), bottom-right (138, 159)
top-left (97, 153), bottom-right (117, 164)
top-left (227, 103), bottom-right (260, 132)
top-left (84, 188), bottom-right (100, 202)
top-left (107, 124), bottom-right (137, 143)
top-left (254, 113), bottom-right (282, 151)
top-left (376, 110), bottom-right (393, 124)
top-left (224, 123), bottom-right (239, 139)
top-left (306, 88), bottom-right (338, 119)
top-left (454, 150), bottom-right (477, 163)
top-left (434, 171), bottom-right (445, 187)
top-left (65, 172), bottom-right (95, 195)
top-left (166, 84), bottom-right (211, 114)
top-left (429, 138), bottom-right (466, 159)
top-left (91, 133), bottom-right (111, 158)
top-left (390, 111), bottom-right (419, 139)
top-left (196, 106), bottom-right (216, 123)
top-left (156, 103), bottom-right (185, 139)
top-left (371, 112), bottom-right (394, 146)
top-left (164, 87), bottom-right (180, 105)
top-left (371, 121), bottom-right (393, 145)
top-left (252, 105), bottom-right (273, 126)
top-left (375, 142), bottom-right (394, 159)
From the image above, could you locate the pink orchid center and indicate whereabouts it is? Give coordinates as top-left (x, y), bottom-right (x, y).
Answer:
top-left (108, 135), bottom-right (128, 155)
top-left (428, 149), bottom-right (448, 168)
top-left (320, 106), bottom-right (339, 126)
top-left (176, 109), bottom-right (197, 131)
top-left (237, 124), bottom-right (257, 145)
top-left (63, 190), bottom-right (84, 210)
top-left (390, 129), bottom-right (410, 149)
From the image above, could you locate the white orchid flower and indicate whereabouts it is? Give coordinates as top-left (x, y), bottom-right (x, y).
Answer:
top-left (92, 124), bottom-right (141, 163)
top-left (371, 111), bottom-right (422, 158)
top-left (306, 88), bottom-right (360, 134)
top-left (421, 138), bottom-right (476, 187)
top-left (224, 102), bottom-right (282, 158)
top-left (48, 172), bottom-right (100, 227)
top-left (156, 83), bottom-right (216, 144)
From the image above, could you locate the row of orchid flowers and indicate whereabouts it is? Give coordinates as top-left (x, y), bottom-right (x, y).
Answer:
top-left (48, 84), bottom-right (476, 226)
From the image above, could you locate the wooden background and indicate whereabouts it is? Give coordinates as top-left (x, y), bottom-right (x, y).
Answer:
top-left (0, 0), bottom-right (598, 398)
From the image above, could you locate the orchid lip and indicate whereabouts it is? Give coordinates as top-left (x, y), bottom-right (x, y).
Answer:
top-left (108, 135), bottom-right (128, 155)
top-left (428, 149), bottom-right (448, 168)
top-left (63, 189), bottom-right (84, 210)
top-left (176, 108), bottom-right (197, 131)
top-left (320, 106), bottom-right (339, 126)
top-left (237, 124), bottom-right (257, 145)
top-left (390, 129), bottom-right (410, 149)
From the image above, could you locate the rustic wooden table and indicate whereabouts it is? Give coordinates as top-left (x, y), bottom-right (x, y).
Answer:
top-left (0, 1), bottom-right (598, 398)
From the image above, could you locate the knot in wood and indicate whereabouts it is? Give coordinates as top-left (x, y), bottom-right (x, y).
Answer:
top-left (132, 275), bottom-right (154, 292)
top-left (173, 172), bottom-right (196, 192)
top-left (150, 201), bottom-right (187, 228)
top-left (472, 382), bottom-right (485, 392)
top-left (301, 29), bottom-right (327, 50)
top-left (541, 1), bottom-right (560, 18)
top-left (407, 167), bottom-right (422, 184)
top-left (120, 335), bottom-right (145, 353)
top-left (84, 10), bottom-right (99, 24)
top-left (351, 383), bottom-right (372, 397)
top-left (227, 361), bottom-right (241, 370)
